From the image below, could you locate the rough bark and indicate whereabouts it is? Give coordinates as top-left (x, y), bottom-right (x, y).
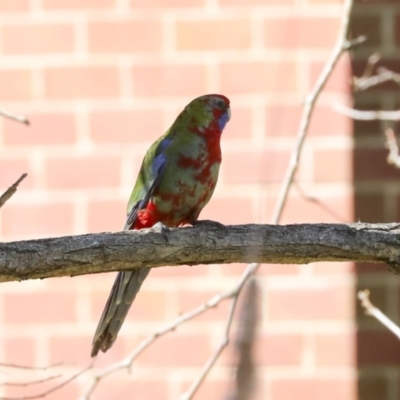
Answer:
top-left (0, 222), bottom-right (399, 283)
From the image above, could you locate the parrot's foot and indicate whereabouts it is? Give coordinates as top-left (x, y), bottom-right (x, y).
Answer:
top-left (193, 219), bottom-right (226, 231)
top-left (151, 222), bottom-right (170, 241)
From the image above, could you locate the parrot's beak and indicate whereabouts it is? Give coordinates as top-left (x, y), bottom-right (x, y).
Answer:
top-left (226, 107), bottom-right (231, 121)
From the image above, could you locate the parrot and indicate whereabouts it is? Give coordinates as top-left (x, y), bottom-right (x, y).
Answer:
top-left (91, 94), bottom-right (231, 357)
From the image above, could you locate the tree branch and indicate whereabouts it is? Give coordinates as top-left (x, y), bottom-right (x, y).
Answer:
top-left (2, 222), bottom-right (400, 283)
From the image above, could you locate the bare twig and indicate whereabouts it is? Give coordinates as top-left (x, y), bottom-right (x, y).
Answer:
top-left (384, 128), bottom-right (400, 168)
top-left (294, 182), bottom-right (349, 223)
top-left (0, 174), bottom-right (27, 209)
top-left (333, 103), bottom-right (400, 121)
top-left (0, 365), bottom-right (91, 400)
top-left (0, 362), bottom-right (65, 371)
top-left (353, 52), bottom-right (380, 90)
top-left (1, 375), bottom-right (61, 387)
top-left (272, 0), bottom-right (357, 222)
top-left (0, 108), bottom-right (29, 125)
top-left (227, 279), bottom-right (259, 400)
top-left (354, 58), bottom-right (400, 91)
top-left (81, 271), bottom-right (252, 400)
top-left (358, 290), bottom-right (400, 339)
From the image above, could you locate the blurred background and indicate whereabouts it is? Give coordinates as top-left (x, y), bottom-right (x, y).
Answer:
top-left (0, 0), bottom-right (398, 399)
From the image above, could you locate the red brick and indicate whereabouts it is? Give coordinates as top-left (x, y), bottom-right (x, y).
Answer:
top-left (177, 291), bottom-right (231, 321)
top-left (314, 149), bottom-right (353, 182)
top-left (313, 261), bottom-right (355, 275)
top-left (45, 156), bottom-right (121, 189)
top-left (315, 332), bottom-right (356, 366)
top-left (220, 62), bottom-right (297, 94)
top-left (182, 380), bottom-right (229, 400)
top-left (89, 109), bottom-right (164, 143)
top-left (257, 263), bottom-right (301, 275)
top-left (355, 193), bottom-right (384, 223)
top-left (396, 15), bottom-right (400, 46)
top-left (265, 103), bottom-right (351, 138)
top-left (225, 107), bottom-right (252, 138)
top-left (271, 378), bottom-right (355, 400)
top-left (139, 333), bottom-right (210, 366)
top-left (354, 148), bottom-right (400, 180)
top-left (264, 18), bottom-right (340, 48)
top-left (201, 197), bottom-right (255, 224)
top-left (5, 380), bottom-right (79, 400)
top-left (309, 56), bottom-right (351, 93)
top-left (92, 289), bottom-right (168, 322)
top-left (88, 200), bottom-right (126, 232)
top-left (309, 104), bottom-right (352, 136)
top-left (280, 192), bottom-right (353, 224)
top-left (4, 337), bottom-right (35, 366)
top-left (96, 379), bottom-right (169, 400)
top-left (88, 20), bottom-right (162, 53)
top-left (131, 0), bottom-right (203, 6)
top-left (268, 286), bottom-right (353, 320)
top-left (43, 0), bottom-right (114, 8)
top-left (221, 0), bottom-right (294, 4)
top-left (176, 19), bottom-right (251, 51)
top-left (255, 334), bottom-right (303, 365)
top-left (45, 67), bottom-right (119, 99)
top-left (4, 113), bottom-right (76, 146)
top-left (4, 293), bottom-right (76, 323)
top-left (0, 70), bottom-right (32, 101)
top-left (2, 24), bottom-right (74, 55)
top-left (2, 203), bottom-right (74, 237)
top-left (265, 105), bottom-right (302, 137)
top-left (50, 336), bottom-right (91, 365)
top-left (0, 0), bottom-right (29, 12)
top-left (223, 150), bottom-right (291, 184)
top-left (0, 159), bottom-right (32, 189)
top-left (358, 331), bottom-right (400, 365)
top-left (308, 0), bottom-right (342, 2)
top-left (132, 64), bottom-right (207, 96)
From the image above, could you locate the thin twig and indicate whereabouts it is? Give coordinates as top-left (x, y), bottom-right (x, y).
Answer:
top-left (333, 103), bottom-right (400, 121)
top-left (1, 375), bottom-right (61, 387)
top-left (354, 58), bottom-right (400, 91)
top-left (81, 272), bottom-right (252, 400)
top-left (294, 182), bottom-right (350, 223)
top-left (353, 52), bottom-right (381, 91)
top-left (358, 290), bottom-right (400, 339)
top-left (0, 174), bottom-right (27, 209)
top-left (0, 362), bottom-right (65, 371)
top-left (0, 365), bottom-right (91, 400)
top-left (271, 0), bottom-right (358, 222)
top-left (0, 108), bottom-right (29, 125)
top-left (384, 128), bottom-right (400, 168)
top-left (227, 279), bottom-right (259, 400)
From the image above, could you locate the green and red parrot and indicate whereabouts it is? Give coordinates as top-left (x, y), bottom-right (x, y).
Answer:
top-left (91, 94), bottom-right (231, 357)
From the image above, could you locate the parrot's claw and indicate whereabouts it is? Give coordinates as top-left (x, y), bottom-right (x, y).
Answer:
top-left (151, 222), bottom-right (170, 241)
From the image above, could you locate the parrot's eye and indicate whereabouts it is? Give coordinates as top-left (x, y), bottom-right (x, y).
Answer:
top-left (215, 99), bottom-right (226, 110)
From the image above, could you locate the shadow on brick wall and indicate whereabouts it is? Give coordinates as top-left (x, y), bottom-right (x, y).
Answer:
top-left (351, 2), bottom-right (400, 399)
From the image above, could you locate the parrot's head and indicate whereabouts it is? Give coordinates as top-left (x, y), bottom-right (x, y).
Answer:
top-left (185, 94), bottom-right (231, 134)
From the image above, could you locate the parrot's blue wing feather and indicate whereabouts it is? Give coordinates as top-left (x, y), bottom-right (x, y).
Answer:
top-left (123, 139), bottom-right (171, 231)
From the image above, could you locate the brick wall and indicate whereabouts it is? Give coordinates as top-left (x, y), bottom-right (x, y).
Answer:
top-left (0, 0), bottom-right (363, 399)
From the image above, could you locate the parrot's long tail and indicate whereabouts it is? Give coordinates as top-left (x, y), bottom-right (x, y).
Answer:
top-left (91, 268), bottom-right (150, 357)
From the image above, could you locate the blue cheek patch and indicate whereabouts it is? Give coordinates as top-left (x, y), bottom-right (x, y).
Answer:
top-left (218, 111), bottom-right (230, 131)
